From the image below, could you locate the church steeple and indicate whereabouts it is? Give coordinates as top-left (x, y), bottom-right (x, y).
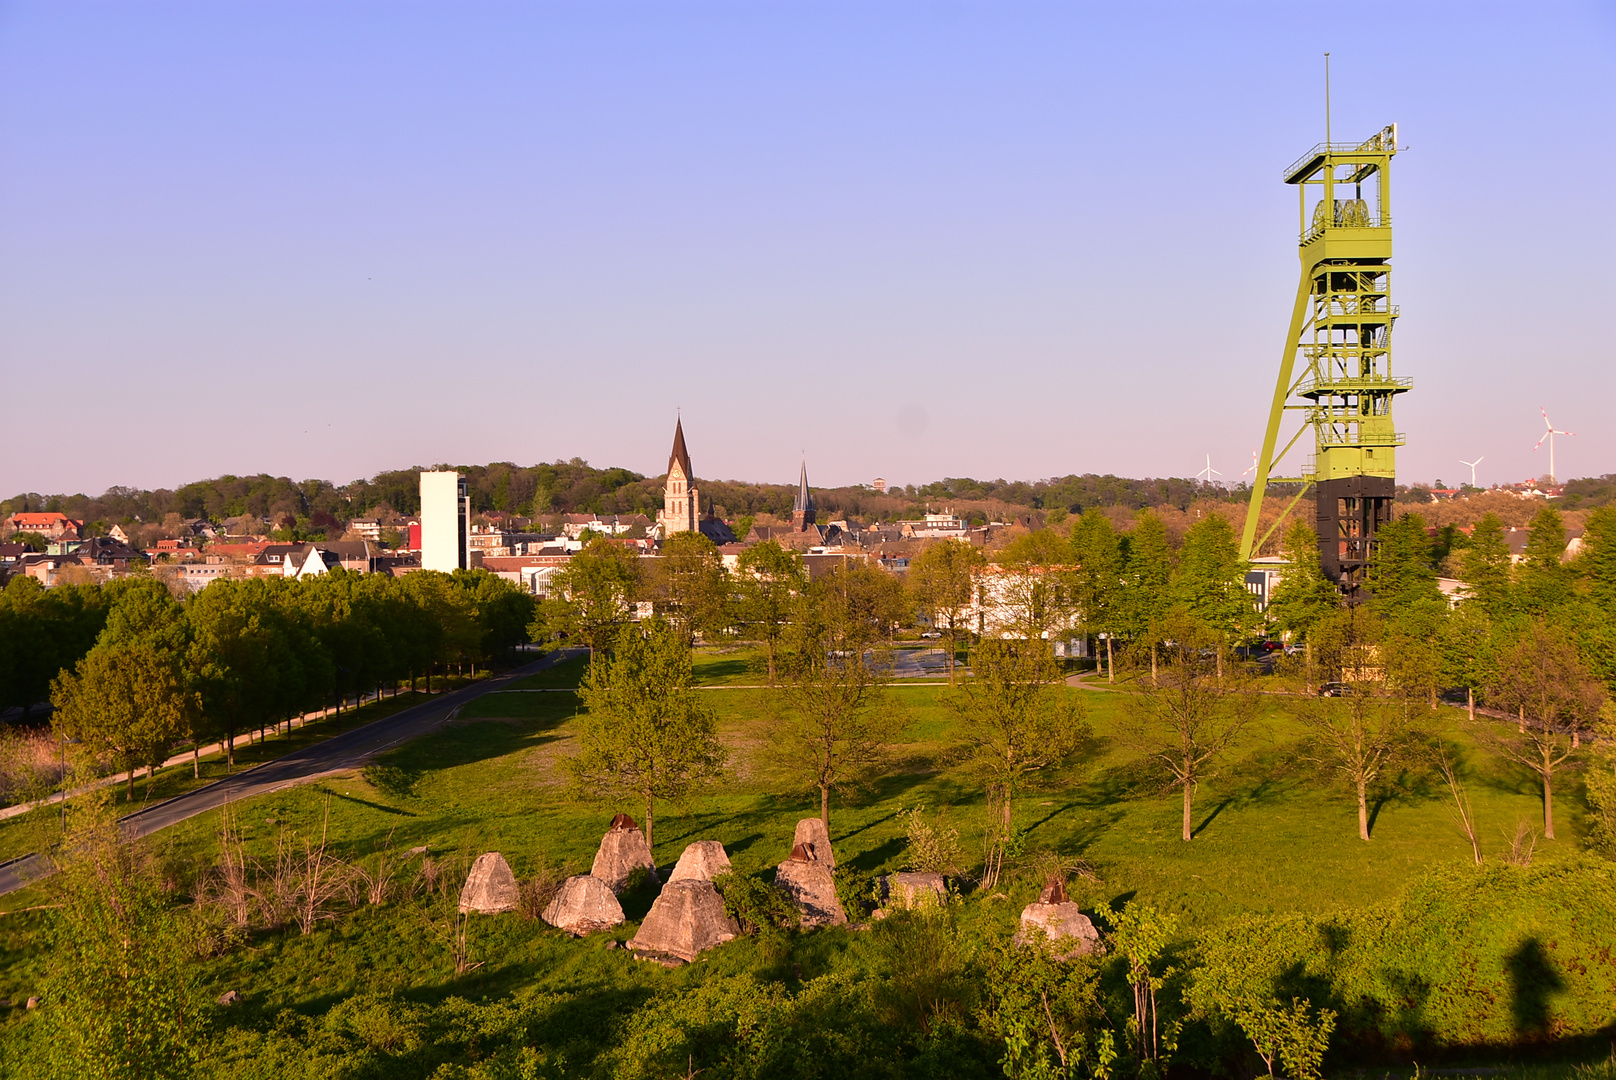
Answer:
top-left (792, 459), bottom-right (817, 531)
top-left (668, 417), bottom-right (693, 479)
top-left (659, 416), bottom-right (698, 536)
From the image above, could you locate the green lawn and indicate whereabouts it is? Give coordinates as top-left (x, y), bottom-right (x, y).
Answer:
top-left (0, 647), bottom-right (1602, 1076)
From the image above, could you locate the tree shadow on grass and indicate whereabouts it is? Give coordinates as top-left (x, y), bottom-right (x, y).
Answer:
top-left (693, 656), bottom-right (756, 684)
top-left (1192, 798), bottom-right (1233, 838)
top-left (379, 717), bottom-right (569, 777)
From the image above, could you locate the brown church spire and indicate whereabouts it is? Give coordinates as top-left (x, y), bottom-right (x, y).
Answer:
top-left (668, 417), bottom-right (692, 478)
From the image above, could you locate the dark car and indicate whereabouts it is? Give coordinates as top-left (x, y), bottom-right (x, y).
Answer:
top-left (1318, 681), bottom-right (1349, 697)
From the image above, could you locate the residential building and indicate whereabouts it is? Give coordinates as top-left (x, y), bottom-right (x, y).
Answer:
top-left (348, 518), bottom-right (383, 541)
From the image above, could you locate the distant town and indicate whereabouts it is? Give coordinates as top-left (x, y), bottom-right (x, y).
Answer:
top-left (4, 417), bottom-right (1612, 600)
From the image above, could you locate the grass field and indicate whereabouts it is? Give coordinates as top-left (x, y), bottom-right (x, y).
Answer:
top-left (0, 647), bottom-right (1602, 1076)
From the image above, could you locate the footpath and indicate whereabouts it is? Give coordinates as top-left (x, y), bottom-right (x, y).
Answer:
top-left (0, 650), bottom-right (578, 900)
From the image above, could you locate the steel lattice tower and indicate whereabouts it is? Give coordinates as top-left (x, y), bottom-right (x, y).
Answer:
top-left (1239, 123), bottom-right (1407, 599)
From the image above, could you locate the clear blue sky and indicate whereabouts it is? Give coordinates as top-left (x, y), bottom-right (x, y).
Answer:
top-left (3, 1), bottom-right (1612, 497)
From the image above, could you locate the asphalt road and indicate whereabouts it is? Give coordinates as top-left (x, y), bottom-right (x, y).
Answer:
top-left (0, 649), bottom-right (580, 899)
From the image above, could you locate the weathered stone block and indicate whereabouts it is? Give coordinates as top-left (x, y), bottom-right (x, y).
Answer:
top-left (667, 840), bottom-right (732, 884)
top-left (542, 874), bottom-right (625, 935)
top-left (458, 852), bottom-right (520, 914)
top-left (628, 880), bottom-right (740, 963)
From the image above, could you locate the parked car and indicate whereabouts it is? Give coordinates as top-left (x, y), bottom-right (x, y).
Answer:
top-left (1318, 681), bottom-right (1349, 697)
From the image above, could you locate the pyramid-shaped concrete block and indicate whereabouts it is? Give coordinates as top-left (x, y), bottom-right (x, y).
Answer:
top-left (791, 818), bottom-right (836, 868)
top-left (458, 852), bottom-right (519, 914)
top-left (667, 840), bottom-right (732, 884)
top-left (542, 874), bottom-right (625, 935)
top-left (591, 815), bottom-right (656, 893)
top-left (627, 880), bottom-right (740, 963)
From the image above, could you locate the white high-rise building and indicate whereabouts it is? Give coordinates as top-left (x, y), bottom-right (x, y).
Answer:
top-left (420, 471), bottom-right (469, 573)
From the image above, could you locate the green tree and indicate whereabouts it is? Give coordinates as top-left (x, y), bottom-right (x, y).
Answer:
top-left (452, 567), bottom-right (537, 667)
top-left (1299, 610), bottom-right (1418, 840)
top-left (1111, 902), bottom-right (1180, 1071)
top-left (1121, 617), bottom-right (1259, 841)
top-left (906, 540), bottom-right (986, 685)
top-left (535, 536), bottom-right (641, 661)
top-left (1265, 519), bottom-right (1339, 690)
top-left (1459, 513), bottom-right (1515, 619)
top-left (1072, 512), bottom-right (1125, 683)
top-left (813, 559), bottom-right (907, 652)
top-left (947, 639), bottom-right (1088, 887)
top-left (1124, 510), bottom-right (1174, 681)
top-left (771, 605), bottom-right (904, 827)
top-left (1587, 701), bottom-right (1616, 856)
top-left (733, 540), bottom-right (806, 684)
top-left (1517, 505), bottom-right (1574, 614)
top-left (1580, 506), bottom-right (1616, 613)
top-left (649, 531), bottom-right (728, 647)
top-left (42, 791), bottom-right (201, 1080)
top-left (1172, 513), bottom-right (1255, 661)
top-left (51, 645), bottom-right (199, 797)
top-left (1473, 620), bottom-right (1606, 839)
top-left (565, 619), bottom-right (725, 858)
top-left (1366, 512), bottom-right (1441, 611)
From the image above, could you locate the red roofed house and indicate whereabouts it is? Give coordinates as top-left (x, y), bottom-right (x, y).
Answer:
top-left (7, 512), bottom-right (82, 540)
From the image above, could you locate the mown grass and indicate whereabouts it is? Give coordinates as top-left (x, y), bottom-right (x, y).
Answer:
top-left (0, 645), bottom-right (1601, 1074)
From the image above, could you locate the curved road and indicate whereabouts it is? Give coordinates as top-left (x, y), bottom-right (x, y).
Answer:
top-left (0, 650), bottom-right (580, 898)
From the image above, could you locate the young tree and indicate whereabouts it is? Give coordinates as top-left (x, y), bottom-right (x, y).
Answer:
top-left (1171, 513), bottom-right (1255, 665)
top-left (649, 531), bottom-right (728, 647)
top-left (1121, 618), bottom-right (1259, 841)
top-left (990, 531), bottom-right (1079, 646)
top-left (1473, 620), bottom-right (1606, 839)
top-left (43, 791), bottom-right (201, 1080)
top-left (770, 606), bottom-right (904, 827)
top-left (51, 644), bottom-right (199, 797)
top-left (732, 540), bottom-right (805, 684)
top-left (1380, 598), bottom-right (1452, 709)
top-left (1071, 512), bottom-right (1125, 682)
top-left (814, 559), bottom-right (907, 651)
top-left (1124, 510), bottom-right (1173, 681)
top-left (947, 639), bottom-right (1088, 887)
top-left (1459, 513), bottom-right (1515, 619)
top-left (906, 539), bottom-right (986, 685)
top-left (565, 619), bottom-right (725, 858)
top-left (1299, 610), bottom-right (1417, 840)
top-left (1265, 519), bottom-right (1340, 691)
top-left (535, 536), bottom-right (642, 661)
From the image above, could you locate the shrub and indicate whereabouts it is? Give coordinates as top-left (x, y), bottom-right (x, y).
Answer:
top-left (1189, 858), bottom-right (1616, 1054)
top-left (899, 804), bottom-right (965, 876)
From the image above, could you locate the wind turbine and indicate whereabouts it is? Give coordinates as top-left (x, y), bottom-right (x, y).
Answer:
top-left (1196, 453), bottom-right (1222, 486)
top-left (1532, 408), bottom-right (1575, 485)
top-left (1241, 449), bottom-right (1259, 478)
top-left (1459, 456), bottom-right (1484, 488)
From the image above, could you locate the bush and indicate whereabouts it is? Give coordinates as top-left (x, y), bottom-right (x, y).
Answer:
top-left (1188, 858), bottom-right (1616, 1055)
top-left (899, 805), bottom-right (965, 876)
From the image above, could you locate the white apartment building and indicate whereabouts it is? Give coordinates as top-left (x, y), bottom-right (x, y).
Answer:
top-left (420, 471), bottom-right (469, 573)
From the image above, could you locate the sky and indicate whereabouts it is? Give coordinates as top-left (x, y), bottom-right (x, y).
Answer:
top-left (2, 1), bottom-right (1613, 498)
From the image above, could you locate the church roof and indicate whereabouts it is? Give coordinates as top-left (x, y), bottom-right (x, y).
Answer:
top-left (794, 460), bottom-right (815, 514)
top-left (668, 418), bottom-right (693, 477)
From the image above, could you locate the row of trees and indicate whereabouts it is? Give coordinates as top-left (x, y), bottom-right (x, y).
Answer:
top-left (32, 569), bottom-right (533, 796)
